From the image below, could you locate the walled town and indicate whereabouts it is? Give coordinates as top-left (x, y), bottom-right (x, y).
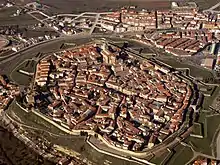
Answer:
top-left (28, 42), bottom-right (203, 151)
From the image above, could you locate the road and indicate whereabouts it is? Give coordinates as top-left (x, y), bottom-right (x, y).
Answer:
top-left (31, 11), bottom-right (113, 21)
top-left (56, 12), bottom-right (113, 18)
top-left (207, 1), bottom-right (220, 11)
top-left (89, 13), bottom-right (100, 35)
top-left (5, 32), bottom-right (89, 62)
top-left (2, 3), bottom-right (216, 165)
top-left (0, 32), bottom-right (91, 75)
top-left (27, 9), bottom-right (114, 36)
top-left (27, 11), bottom-right (64, 36)
top-left (0, 29), bottom-right (148, 66)
top-left (29, 10), bottom-right (50, 18)
top-left (217, 130), bottom-right (220, 159)
top-left (203, 1), bottom-right (220, 13)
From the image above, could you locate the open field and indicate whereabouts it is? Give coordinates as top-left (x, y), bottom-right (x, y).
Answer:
top-left (0, 14), bottom-right (38, 26)
top-left (184, 113), bottom-right (220, 156)
top-left (0, 6), bottom-right (18, 18)
top-left (202, 86), bottom-right (220, 109)
top-left (12, 0), bottom-right (220, 14)
top-left (149, 144), bottom-right (194, 165)
top-left (0, 5), bottom-right (35, 26)
top-left (149, 149), bottom-right (174, 165)
top-left (164, 145), bottom-right (193, 165)
top-left (23, 29), bottom-right (59, 38)
top-left (214, 6), bottom-right (220, 11)
top-left (10, 70), bottom-right (32, 86)
top-left (10, 60), bottom-right (37, 85)
top-left (198, 84), bottom-right (216, 97)
top-left (14, 0), bottom-right (171, 14)
top-left (30, 12), bottom-right (48, 20)
top-left (185, 0), bottom-right (220, 10)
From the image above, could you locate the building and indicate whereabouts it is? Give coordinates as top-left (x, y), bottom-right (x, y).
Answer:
top-left (201, 58), bottom-right (214, 70)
